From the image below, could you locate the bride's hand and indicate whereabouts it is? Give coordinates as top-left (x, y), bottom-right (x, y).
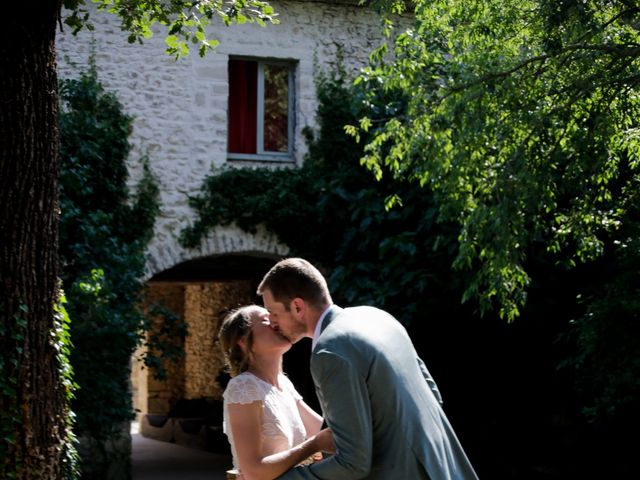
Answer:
top-left (314, 428), bottom-right (336, 454)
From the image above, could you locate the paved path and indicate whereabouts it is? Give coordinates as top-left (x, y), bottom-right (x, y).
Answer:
top-left (132, 425), bottom-right (232, 480)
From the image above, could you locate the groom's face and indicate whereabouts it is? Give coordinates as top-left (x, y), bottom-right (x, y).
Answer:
top-left (262, 289), bottom-right (308, 344)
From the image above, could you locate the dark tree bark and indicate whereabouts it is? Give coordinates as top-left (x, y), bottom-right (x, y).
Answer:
top-left (0, 2), bottom-right (67, 478)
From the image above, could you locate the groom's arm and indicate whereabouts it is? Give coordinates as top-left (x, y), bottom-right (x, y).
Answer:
top-left (276, 351), bottom-right (373, 480)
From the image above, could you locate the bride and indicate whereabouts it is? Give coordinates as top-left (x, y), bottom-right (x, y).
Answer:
top-left (219, 305), bottom-right (335, 480)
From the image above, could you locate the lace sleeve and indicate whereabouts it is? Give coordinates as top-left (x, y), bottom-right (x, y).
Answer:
top-left (223, 373), bottom-right (268, 405)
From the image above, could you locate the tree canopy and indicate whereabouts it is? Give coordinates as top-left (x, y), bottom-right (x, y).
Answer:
top-left (354, 0), bottom-right (640, 320)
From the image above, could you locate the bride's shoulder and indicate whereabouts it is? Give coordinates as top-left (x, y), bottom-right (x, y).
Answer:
top-left (224, 372), bottom-right (267, 404)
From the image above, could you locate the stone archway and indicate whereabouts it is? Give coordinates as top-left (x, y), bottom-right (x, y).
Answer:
top-left (144, 224), bottom-right (289, 281)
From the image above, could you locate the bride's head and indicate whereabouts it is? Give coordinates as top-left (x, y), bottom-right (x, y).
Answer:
top-left (219, 305), bottom-right (291, 377)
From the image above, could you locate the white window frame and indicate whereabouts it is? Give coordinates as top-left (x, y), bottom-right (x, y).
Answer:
top-left (227, 58), bottom-right (295, 163)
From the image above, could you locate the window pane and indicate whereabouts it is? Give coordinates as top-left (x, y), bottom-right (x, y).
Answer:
top-left (263, 64), bottom-right (289, 153)
top-left (228, 59), bottom-right (257, 154)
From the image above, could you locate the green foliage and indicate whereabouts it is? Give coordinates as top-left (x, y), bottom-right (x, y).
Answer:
top-left (53, 291), bottom-right (81, 480)
top-left (0, 303), bottom-right (28, 479)
top-left (181, 58), bottom-right (461, 325)
top-left (58, 66), bottom-right (165, 475)
top-left (348, 0), bottom-right (640, 422)
top-left (562, 177), bottom-right (640, 425)
top-left (353, 0), bottom-right (640, 321)
top-left (1, 295), bottom-right (78, 480)
top-left (141, 302), bottom-right (188, 381)
top-left (63, 0), bottom-right (279, 58)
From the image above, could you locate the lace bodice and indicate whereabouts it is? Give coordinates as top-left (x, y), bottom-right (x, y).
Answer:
top-left (223, 372), bottom-right (307, 471)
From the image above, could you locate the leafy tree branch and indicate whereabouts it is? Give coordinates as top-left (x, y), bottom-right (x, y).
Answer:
top-left (353, 0), bottom-right (640, 320)
top-left (63, 0), bottom-right (278, 57)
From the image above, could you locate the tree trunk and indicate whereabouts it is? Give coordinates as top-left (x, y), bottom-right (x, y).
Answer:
top-left (0, 2), bottom-right (67, 478)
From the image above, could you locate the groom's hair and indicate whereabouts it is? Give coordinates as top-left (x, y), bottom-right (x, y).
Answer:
top-left (257, 257), bottom-right (332, 310)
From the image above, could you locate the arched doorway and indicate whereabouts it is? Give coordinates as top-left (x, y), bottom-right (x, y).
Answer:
top-left (131, 253), bottom-right (318, 454)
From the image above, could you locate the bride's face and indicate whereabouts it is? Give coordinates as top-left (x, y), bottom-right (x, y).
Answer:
top-left (248, 306), bottom-right (292, 355)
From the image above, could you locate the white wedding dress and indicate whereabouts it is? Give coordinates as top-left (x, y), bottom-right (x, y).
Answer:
top-left (223, 371), bottom-right (307, 472)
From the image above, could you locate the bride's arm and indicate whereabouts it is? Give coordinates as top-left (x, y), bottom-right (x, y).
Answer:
top-left (296, 400), bottom-right (323, 437)
top-left (228, 401), bottom-right (328, 480)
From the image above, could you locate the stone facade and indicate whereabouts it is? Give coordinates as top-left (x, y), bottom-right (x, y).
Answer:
top-left (56, 1), bottom-right (402, 277)
top-left (57, 1), bottom-right (409, 448)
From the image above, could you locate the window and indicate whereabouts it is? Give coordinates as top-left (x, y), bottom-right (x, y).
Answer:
top-left (227, 58), bottom-right (294, 161)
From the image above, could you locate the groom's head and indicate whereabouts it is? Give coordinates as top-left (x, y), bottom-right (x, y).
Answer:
top-left (257, 257), bottom-right (332, 343)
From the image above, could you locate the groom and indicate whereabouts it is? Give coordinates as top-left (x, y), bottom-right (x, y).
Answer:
top-left (258, 257), bottom-right (478, 480)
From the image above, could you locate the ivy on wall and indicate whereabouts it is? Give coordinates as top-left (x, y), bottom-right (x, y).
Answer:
top-left (180, 59), bottom-right (462, 325)
top-left (141, 302), bottom-right (188, 381)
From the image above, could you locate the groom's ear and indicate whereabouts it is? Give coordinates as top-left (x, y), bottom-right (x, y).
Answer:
top-left (291, 298), bottom-right (304, 318)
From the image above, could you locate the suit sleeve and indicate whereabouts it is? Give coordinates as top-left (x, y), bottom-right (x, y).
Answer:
top-left (417, 356), bottom-right (443, 405)
top-left (276, 351), bottom-right (373, 480)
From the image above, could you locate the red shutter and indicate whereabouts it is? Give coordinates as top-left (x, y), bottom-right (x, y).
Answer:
top-left (228, 59), bottom-right (257, 154)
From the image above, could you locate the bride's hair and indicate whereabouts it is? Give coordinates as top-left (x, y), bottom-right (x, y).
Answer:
top-left (218, 305), bottom-right (259, 377)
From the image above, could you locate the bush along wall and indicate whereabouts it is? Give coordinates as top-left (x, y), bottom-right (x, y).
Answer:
top-left (58, 66), bottom-right (160, 479)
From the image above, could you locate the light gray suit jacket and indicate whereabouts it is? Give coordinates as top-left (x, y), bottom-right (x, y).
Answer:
top-left (277, 305), bottom-right (478, 480)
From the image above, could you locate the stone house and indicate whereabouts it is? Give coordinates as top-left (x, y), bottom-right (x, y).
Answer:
top-left (57, 0), bottom-right (403, 450)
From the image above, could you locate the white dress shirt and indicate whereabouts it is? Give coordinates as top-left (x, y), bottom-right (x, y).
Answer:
top-left (311, 305), bottom-right (332, 350)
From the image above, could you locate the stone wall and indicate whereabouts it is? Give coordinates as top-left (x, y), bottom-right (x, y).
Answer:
top-left (183, 281), bottom-right (256, 400)
top-left (136, 280), bottom-right (257, 416)
top-left (143, 284), bottom-right (186, 414)
top-left (56, 1), bottom-right (409, 276)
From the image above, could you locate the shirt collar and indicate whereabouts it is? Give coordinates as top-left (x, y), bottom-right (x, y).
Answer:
top-left (312, 305), bottom-right (332, 350)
